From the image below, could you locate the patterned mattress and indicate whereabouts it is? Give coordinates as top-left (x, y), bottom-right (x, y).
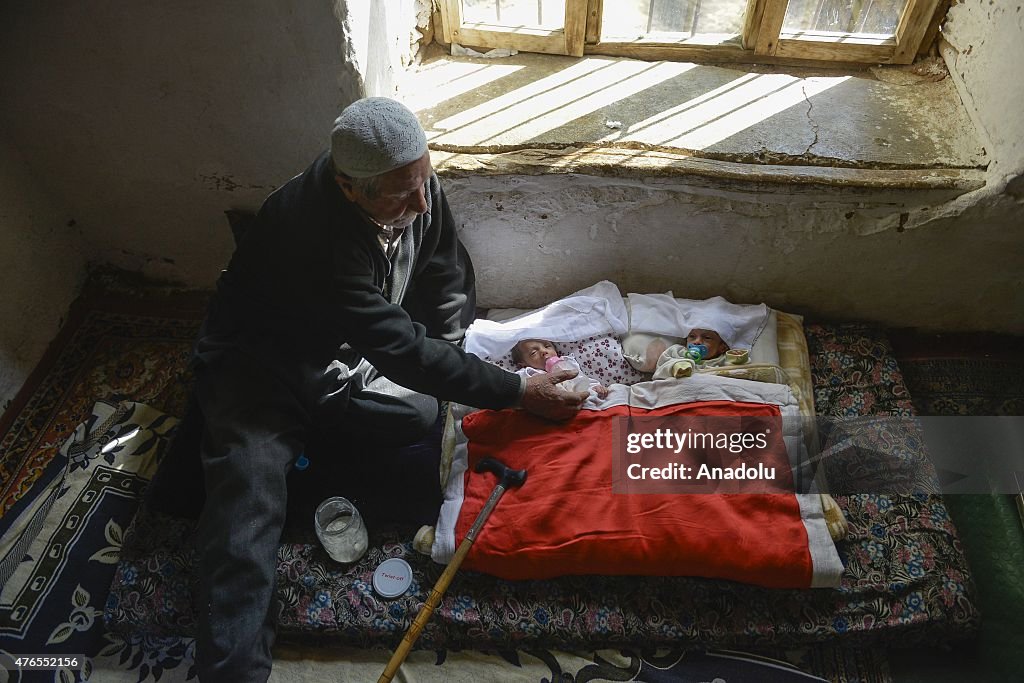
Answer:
top-left (103, 323), bottom-right (979, 650)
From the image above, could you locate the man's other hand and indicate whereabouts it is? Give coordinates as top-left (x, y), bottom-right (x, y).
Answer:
top-left (521, 370), bottom-right (588, 421)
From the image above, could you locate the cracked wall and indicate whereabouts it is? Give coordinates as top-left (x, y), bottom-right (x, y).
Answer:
top-left (0, 0), bottom-right (374, 408)
top-left (800, 84), bottom-right (821, 157)
top-left (445, 171), bottom-right (1022, 332)
top-left (942, 0), bottom-right (1024, 180)
top-left (435, 3), bottom-right (1022, 332)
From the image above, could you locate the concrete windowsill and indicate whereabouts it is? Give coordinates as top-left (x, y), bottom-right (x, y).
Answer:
top-left (399, 50), bottom-right (987, 193)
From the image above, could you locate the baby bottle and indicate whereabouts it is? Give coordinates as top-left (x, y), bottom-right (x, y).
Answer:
top-left (545, 355), bottom-right (590, 392)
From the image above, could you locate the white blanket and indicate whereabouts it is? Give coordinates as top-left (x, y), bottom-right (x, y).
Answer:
top-left (467, 283), bottom-right (772, 365)
top-left (464, 280), bottom-right (629, 361)
top-left (626, 292), bottom-right (771, 349)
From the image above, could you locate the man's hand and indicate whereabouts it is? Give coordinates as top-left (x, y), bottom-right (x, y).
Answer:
top-left (521, 370), bottom-right (588, 421)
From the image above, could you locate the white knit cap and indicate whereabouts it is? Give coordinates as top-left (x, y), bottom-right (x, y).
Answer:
top-left (330, 97), bottom-right (428, 178)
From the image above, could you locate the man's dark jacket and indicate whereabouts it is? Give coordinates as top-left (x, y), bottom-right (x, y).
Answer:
top-left (212, 151), bottom-right (521, 410)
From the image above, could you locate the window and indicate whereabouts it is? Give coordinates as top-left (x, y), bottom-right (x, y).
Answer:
top-left (439, 0), bottom-right (589, 56)
top-left (438, 0), bottom-right (947, 65)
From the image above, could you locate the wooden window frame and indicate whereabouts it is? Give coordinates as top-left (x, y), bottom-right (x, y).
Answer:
top-left (749, 0), bottom-right (943, 64)
top-left (437, 0), bottom-right (589, 57)
top-left (438, 0), bottom-right (945, 65)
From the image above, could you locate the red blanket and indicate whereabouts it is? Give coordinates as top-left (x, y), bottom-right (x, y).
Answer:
top-left (456, 401), bottom-right (820, 588)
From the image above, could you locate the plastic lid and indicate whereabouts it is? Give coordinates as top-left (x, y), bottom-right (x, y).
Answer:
top-left (372, 558), bottom-right (413, 598)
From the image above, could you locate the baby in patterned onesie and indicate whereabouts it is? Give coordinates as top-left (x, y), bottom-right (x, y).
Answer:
top-left (511, 339), bottom-right (610, 398)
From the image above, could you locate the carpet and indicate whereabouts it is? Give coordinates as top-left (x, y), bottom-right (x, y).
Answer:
top-left (0, 289), bottom-right (205, 518)
top-left (890, 330), bottom-right (1024, 683)
top-left (0, 289), bottom-right (204, 682)
top-left (889, 329), bottom-right (1024, 418)
top-left (0, 400), bottom-right (179, 681)
top-left (0, 290), bottom-right (893, 682)
top-left (4, 396), bottom-right (882, 682)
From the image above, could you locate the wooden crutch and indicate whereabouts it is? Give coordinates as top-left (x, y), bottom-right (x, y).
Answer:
top-left (377, 456), bottom-right (527, 683)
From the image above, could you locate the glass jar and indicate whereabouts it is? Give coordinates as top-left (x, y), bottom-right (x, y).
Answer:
top-left (314, 496), bottom-right (368, 563)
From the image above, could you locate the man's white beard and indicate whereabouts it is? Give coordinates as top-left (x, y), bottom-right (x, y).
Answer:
top-left (390, 213), bottom-right (418, 229)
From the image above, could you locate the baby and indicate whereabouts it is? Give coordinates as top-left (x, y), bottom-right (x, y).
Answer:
top-left (511, 339), bottom-right (610, 398)
top-left (685, 328), bottom-right (729, 361)
top-left (653, 328), bottom-right (733, 379)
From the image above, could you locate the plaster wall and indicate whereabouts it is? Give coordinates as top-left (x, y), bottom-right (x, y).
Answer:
top-left (347, 0), bottom-right (433, 98)
top-left (0, 0), bottom-right (359, 288)
top-left (446, 173), bottom-right (1022, 332)
top-left (942, 0), bottom-right (1024, 178)
top-left (0, 139), bottom-right (86, 410)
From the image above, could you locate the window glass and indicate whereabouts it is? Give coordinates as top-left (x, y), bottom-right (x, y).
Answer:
top-left (782, 0), bottom-right (908, 37)
top-left (461, 0), bottom-right (567, 30)
top-left (600, 0), bottom-right (747, 42)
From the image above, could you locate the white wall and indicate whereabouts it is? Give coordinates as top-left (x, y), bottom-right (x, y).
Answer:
top-left (0, 139), bottom-right (86, 410)
top-left (447, 172), bottom-right (1022, 332)
top-left (346, 0), bottom-right (431, 98)
top-left (943, 0), bottom-right (1024, 180)
top-left (0, 0), bottom-right (368, 410)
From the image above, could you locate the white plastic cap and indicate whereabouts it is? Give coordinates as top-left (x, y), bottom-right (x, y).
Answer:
top-left (372, 558), bottom-right (413, 598)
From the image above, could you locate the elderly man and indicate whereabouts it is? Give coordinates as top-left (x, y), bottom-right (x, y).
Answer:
top-left (188, 97), bottom-right (586, 681)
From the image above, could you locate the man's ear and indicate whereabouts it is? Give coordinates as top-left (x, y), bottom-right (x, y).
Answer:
top-left (335, 174), bottom-right (357, 202)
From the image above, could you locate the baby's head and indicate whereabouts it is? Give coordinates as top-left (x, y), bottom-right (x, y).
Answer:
top-left (512, 338), bottom-right (559, 370)
top-left (687, 328), bottom-right (729, 359)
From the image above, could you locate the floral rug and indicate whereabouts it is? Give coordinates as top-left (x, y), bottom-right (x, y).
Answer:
top-left (888, 329), bottom-right (1024, 418)
top-left (0, 292), bottom-right (204, 518)
top-left (0, 291), bottom-right (204, 682)
top-left (898, 358), bottom-right (1024, 418)
top-left (0, 401), bottom-right (179, 681)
